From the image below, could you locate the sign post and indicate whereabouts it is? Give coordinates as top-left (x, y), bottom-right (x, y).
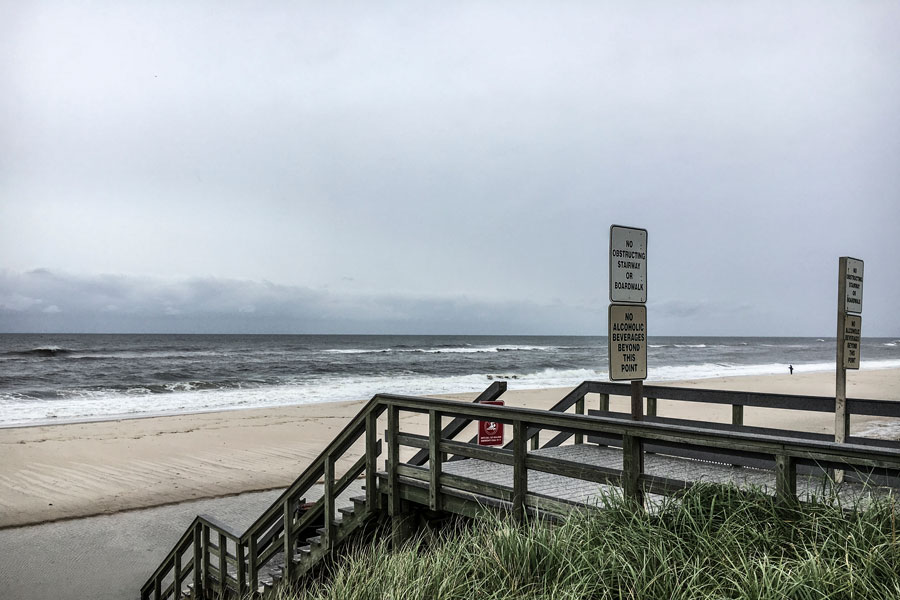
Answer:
top-left (609, 225), bottom-right (647, 505)
top-left (835, 257), bottom-right (863, 482)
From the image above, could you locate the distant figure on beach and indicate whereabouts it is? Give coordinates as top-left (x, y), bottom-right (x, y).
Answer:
top-left (789, 364), bottom-right (794, 375)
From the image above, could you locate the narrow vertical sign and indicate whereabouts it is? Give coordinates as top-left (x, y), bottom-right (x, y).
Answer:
top-left (608, 304), bottom-right (647, 380)
top-left (609, 226), bottom-right (648, 304)
top-left (844, 258), bottom-right (864, 314)
top-left (843, 314), bottom-right (861, 370)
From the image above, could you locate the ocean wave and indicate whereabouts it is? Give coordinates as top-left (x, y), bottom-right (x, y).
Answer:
top-left (5, 346), bottom-right (73, 357)
top-left (324, 345), bottom-right (554, 355)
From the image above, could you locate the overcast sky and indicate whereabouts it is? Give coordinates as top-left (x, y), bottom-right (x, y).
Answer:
top-left (1, 2), bottom-right (898, 336)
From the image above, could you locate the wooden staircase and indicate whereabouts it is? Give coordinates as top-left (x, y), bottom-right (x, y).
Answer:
top-left (142, 380), bottom-right (900, 600)
top-left (141, 382), bottom-right (507, 600)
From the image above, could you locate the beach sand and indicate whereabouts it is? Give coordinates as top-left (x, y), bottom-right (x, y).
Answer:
top-left (1, 368), bottom-right (898, 528)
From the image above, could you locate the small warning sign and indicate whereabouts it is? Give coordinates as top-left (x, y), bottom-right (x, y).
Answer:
top-left (609, 225), bottom-right (648, 304)
top-left (478, 400), bottom-right (504, 446)
top-left (608, 304), bottom-right (647, 381)
top-left (843, 314), bottom-right (861, 370)
top-left (843, 258), bottom-right (864, 314)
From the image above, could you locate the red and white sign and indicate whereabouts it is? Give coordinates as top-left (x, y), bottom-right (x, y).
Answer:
top-left (478, 400), bottom-right (504, 446)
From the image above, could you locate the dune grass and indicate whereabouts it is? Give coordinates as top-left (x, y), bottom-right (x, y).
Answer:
top-left (281, 484), bottom-right (900, 600)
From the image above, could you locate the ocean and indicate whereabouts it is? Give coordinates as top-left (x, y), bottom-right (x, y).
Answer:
top-left (1, 334), bottom-right (899, 427)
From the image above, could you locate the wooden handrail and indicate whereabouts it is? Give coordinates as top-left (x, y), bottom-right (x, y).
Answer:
top-left (581, 381), bottom-right (900, 417)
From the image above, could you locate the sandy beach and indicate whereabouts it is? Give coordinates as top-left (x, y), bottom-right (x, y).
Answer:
top-left (2, 368), bottom-right (899, 529)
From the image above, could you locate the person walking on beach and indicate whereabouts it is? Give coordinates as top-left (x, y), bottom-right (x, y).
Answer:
top-left (789, 364), bottom-right (794, 375)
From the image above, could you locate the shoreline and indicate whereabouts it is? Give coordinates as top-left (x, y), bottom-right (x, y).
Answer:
top-left (1, 368), bottom-right (898, 529)
top-left (6, 359), bottom-right (900, 431)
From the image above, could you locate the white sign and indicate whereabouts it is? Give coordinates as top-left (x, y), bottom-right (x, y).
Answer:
top-left (843, 314), bottom-right (861, 370)
top-left (609, 225), bottom-right (647, 304)
top-left (844, 257), bottom-right (864, 314)
top-left (608, 304), bottom-right (647, 381)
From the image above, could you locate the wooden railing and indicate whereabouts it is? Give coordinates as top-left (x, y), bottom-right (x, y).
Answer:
top-left (142, 382), bottom-right (900, 599)
top-left (566, 381), bottom-right (900, 446)
top-left (380, 392), bottom-right (900, 521)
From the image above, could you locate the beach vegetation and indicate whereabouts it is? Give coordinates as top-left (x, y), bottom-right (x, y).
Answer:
top-left (276, 484), bottom-right (900, 600)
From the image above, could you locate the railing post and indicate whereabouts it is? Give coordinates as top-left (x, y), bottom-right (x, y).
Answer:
top-left (201, 524), bottom-right (210, 594)
top-left (153, 575), bottom-right (161, 600)
top-left (775, 454), bottom-right (797, 504)
top-left (365, 408), bottom-right (378, 511)
top-left (429, 410), bottom-right (442, 511)
top-left (732, 404), bottom-right (744, 427)
top-left (173, 542), bottom-right (182, 599)
top-left (218, 532), bottom-right (227, 597)
top-left (646, 397), bottom-right (657, 418)
top-left (388, 403), bottom-right (403, 547)
top-left (513, 420), bottom-right (527, 522)
top-left (236, 541), bottom-right (246, 598)
top-left (622, 433), bottom-right (644, 509)
top-left (324, 454), bottom-right (335, 548)
top-left (599, 393), bottom-right (609, 412)
top-left (575, 396), bottom-right (585, 444)
top-left (192, 523), bottom-right (202, 598)
top-left (530, 430), bottom-right (540, 450)
top-left (282, 497), bottom-right (294, 581)
top-left (248, 534), bottom-right (258, 597)
top-left (387, 404), bottom-right (400, 516)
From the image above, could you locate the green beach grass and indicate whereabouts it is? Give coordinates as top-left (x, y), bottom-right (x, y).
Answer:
top-left (279, 484), bottom-right (900, 600)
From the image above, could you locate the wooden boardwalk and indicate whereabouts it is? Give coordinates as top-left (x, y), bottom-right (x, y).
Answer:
top-left (141, 381), bottom-right (900, 600)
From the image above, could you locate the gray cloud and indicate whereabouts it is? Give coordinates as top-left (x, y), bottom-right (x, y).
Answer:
top-left (0, 269), bottom-right (597, 334)
top-left (1, 2), bottom-right (899, 336)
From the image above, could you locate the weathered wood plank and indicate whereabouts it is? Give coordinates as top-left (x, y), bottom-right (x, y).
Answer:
top-left (218, 532), bottom-right (227, 596)
top-left (394, 465), bottom-right (582, 518)
top-left (396, 432), bottom-right (428, 449)
top-left (622, 433), bottom-right (643, 508)
top-left (513, 420), bottom-right (527, 522)
top-left (247, 533), bottom-right (258, 595)
top-left (193, 524), bottom-right (202, 597)
top-left (776, 454), bottom-right (797, 504)
top-left (387, 405), bottom-right (401, 518)
top-left (365, 409), bottom-right (379, 510)
top-left (429, 410), bottom-right (441, 511)
top-left (438, 438), bottom-right (516, 465)
top-left (575, 396), bottom-right (586, 444)
top-left (525, 453), bottom-right (621, 486)
top-left (282, 499), bottom-right (293, 581)
top-left (236, 541), bottom-right (246, 597)
top-left (324, 454), bottom-right (335, 548)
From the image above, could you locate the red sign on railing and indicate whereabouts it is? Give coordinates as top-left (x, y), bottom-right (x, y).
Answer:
top-left (478, 400), bottom-right (504, 446)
